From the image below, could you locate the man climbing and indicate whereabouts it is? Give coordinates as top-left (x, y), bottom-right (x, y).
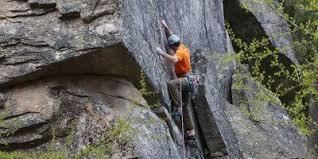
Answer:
top-left (156, 20), bottom-right (195, 140)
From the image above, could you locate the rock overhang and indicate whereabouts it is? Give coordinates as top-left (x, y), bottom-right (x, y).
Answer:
top-left (0, 0), bottom-right (234, 106)
top-left (0, 0), bottom-right (244, 158)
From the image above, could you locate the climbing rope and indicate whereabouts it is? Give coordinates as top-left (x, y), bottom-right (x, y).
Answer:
top-left (172, 75), bottom-right (200, 158)
top-left (180, 79), bottom-right (186, 159)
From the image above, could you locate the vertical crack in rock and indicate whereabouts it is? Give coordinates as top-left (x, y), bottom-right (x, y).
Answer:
top-left (202, 0), bottom-right (212, 52)
top-left (192, 51), bottom-right (242, 158)
top-left (1, 0), bottom-right (240, 158)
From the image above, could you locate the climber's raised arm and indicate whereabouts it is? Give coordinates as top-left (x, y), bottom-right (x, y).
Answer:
top-left (161, 20), bottom-right (173, 38)
top-left (156, 47), bottom-right (179, 63)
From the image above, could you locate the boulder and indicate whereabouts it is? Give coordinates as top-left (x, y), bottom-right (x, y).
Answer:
top-left (191, 51), bottom-right (307, 158)
top-left (192, 50), bottom-right (242, 158)
top-left (231, 64), bottom-right (307, 158)
top-left (0, 76), bottom-right (180, 159)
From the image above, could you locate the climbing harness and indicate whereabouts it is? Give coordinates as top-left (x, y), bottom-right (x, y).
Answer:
top-left (170, 73), bottom-right (200, 159)
top-left (185, 73), bottom-right (200, 93)
top-left (180, 73), bottom-right (199, 159)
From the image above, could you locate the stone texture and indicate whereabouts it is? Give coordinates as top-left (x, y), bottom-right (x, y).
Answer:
top-left (0, 0), bottom-right (308, 158)
top-left (224, 0), bottom-right (298, 64)
top-left (0, 0), bottom-right (233, 105)
top-left (231, 64), bottom-right (307, 158)
top-left (0, 0), bottom-right (122, 86)
top-left (56, 2), bottom-right (81, 19)
top-left (121, 0), bottom-right (234, 106)
top-left (191, 51), bottom-right (307, 159)
top-left (152, 106), bottom-right (184, 148)
top-left (0, 76), bottom-right (180, 159)
top-left (2, 0), bottom-right (233, 157)
top-left (240, 0), bottom-right (298, 64)
top-left (192, 50), bottom-right (242, 159)
top-left (0, 1), bottom-right (234, 155)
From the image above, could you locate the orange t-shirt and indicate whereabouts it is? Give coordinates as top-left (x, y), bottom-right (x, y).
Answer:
top-left (175, 43), bottom-right (192, 77)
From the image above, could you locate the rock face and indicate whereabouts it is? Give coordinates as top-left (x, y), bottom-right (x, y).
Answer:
top-left (230, 65), bottom-right (307, 158)
top-left (191, 51), bottom-right (307, 159)
top-left (0, 0), bottom-right (309, 158)
top-left (0, 0), bottom-right (233, 158)
top-left (240, 0), bottom-right (298, 64)
top-left (0, 76), bottom-right (180, 159)
top-left (0, 0), bottom-right (123, 86)
top-left (0, 0), bottom-right (233, 103)
top-left (224, 0), bottom-right (298, 64)
top-left (192, 50), bottom-right (242, 158)
top-left (121, 0), bottom-right (235, 105)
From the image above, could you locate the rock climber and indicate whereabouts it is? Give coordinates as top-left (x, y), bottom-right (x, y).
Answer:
top-left (156, 20), bottom-right (196, 140)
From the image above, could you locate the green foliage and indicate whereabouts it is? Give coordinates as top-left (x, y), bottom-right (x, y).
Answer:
top-left (0, 111), bottom-right (24, 139)
top-left (0, 117), bottom-right (136, 159)
top-left (73, 118), bottom-right (135, 159)
top-left (139, 71), bottom-right (155, 98)
top-left (226, 0), bottom-right (318, 135)
top-left (0, 151), bottom-right (67, 159)
top-left (232, 65), bottom-right (283, 125)
top-left (138, 71), bottom-right (160, 109)
top-left (71, 74), bottom-right (164, 159)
